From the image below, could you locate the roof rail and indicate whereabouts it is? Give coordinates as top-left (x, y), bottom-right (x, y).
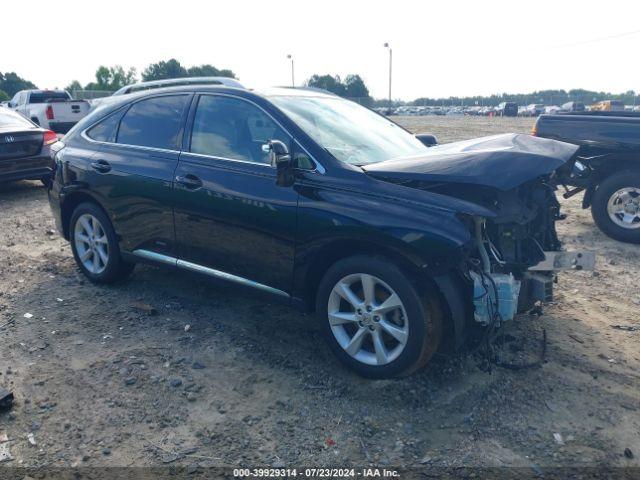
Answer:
top-left (113, 77), bottom-right (245, 96)
top-left (277, 86), bottom-right (338, 96)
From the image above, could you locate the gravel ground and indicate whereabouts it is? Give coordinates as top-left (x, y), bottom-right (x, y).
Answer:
top-left (0, 116), bottom-right (638, 472)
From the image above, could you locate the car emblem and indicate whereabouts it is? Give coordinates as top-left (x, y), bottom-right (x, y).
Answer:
top-left (4, 135), bottom-right (15, 143)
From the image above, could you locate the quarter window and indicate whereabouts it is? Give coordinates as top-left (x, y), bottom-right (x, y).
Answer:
top-left (86, 110), bottom-right (123, 143)
top-left (117, 95), bottom-right (187, 150)
top-left (190, 96), bottom-right (289, 164)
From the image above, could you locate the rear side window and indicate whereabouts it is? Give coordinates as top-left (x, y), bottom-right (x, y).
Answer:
top-left (86, 111), bottom-right (123, 143)
top-left (117, 95), bottom-right (187, 150)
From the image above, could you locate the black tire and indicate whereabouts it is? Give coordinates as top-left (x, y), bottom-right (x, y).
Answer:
top-left (69, 202), bottom-right (135, 283)
top-left (591, 170), bottom-right (640, 244)
top-left (316, 255), bottom-right (442, 379)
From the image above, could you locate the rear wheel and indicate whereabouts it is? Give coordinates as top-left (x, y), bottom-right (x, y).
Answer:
top-left (591, 170), bottom-right (640, 244)
top-left (70, 203), bottom-right (135, 283)
top-left (316, 255), bottom-right (442, 379)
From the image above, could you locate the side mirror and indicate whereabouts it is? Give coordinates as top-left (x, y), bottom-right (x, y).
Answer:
top-left (416, 133), bottom-right (438, 147)
top-left (266, 140), bottom-right (294, 187)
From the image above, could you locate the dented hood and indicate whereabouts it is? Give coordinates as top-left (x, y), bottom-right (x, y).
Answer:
top-left (363, 133), bottom-right (579, 191)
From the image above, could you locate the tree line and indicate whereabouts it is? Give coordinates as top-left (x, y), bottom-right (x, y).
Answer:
top-left (1, 63), bottom-right (637, 108)
top-left (407, 89), bottom-right (639, 108)
top-left (0, 60), bottom-right (372, 104)
top-left (0, 72), bottom-right (36, 101)
top-left (65, 58), bottom-right (238, 94)
top-left (0, 59), bottom-right (239, 100)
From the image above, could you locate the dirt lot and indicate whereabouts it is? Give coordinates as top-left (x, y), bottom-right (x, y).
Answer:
top-left (0, 116), bottom-right (638, 473)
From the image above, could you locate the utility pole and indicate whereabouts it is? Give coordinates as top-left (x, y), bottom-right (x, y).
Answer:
top-left (383, 43), bottom-right (392, 107)
top-left (287, 54), bottom-right (294, 87)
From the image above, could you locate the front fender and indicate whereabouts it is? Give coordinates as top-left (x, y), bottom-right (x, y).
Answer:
top-left (293, 178), bottom-right (476, 301)
top-left (296, 182), bottom-right (473, 261)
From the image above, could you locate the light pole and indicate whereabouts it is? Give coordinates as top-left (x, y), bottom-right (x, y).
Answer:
top-left (383, 43), bottom-right (392, 107)
top-left (287, 54), bottom-right (294, 87)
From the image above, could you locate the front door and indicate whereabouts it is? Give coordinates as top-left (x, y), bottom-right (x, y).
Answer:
top-left (173, 94), bottom-right (299, 294)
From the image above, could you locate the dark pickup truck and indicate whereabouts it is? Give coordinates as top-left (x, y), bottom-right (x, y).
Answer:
top-left (534, 112), bottom-right (640, 243)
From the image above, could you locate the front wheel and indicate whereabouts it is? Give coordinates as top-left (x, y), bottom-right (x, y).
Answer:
top-left (316, 255), bottom-right (442, 379)
top-left (70, 202), bottom-right (135, 283)
top-left (591, 170), bottom-right (640, 244)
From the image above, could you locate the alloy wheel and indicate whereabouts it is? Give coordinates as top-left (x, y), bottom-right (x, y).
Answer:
top-left (607, 187), bottom-right (640, 229)
top-left (327, 273), bottom-right (409, 366)
top-left (74, 213), bottom-right (109, 274)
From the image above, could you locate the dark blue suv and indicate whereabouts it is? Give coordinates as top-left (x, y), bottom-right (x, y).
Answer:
top-left (48, 85), bottom-right (584, 378)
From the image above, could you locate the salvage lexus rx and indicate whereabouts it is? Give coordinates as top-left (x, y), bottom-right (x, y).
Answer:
top-left (48, 85), bottom-right (592, 378)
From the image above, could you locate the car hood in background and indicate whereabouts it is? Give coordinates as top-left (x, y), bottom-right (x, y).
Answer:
top-left (362, 133), bottom-right (579, 191)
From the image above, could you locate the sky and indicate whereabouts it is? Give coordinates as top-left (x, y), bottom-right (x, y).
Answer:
top-left (2, 0), bottom-right (639, 100)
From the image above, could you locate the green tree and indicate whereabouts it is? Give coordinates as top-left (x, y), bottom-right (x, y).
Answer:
top-left (306, 74), bottom-right (347, 96)
top-left (306, 74), bottom-right (372, 105)
top-left (0, 72), bottom-right (37, 97)
top-left (85, 65), bottom-right (137, 91)
top-left (186, 64), bottom-right (236, 78)
top-left (142, 59), bottom-right (237, 81)
top-left (0, 90), bottom-right (9, 102)
top-left (344, 74), bottom-right (370, 102)
top-left (142, 59), bottom-right (187, 81)
top-left (65, 80), bottom-right (83, 94)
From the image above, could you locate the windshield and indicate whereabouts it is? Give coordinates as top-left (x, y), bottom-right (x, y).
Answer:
top-left (269, 95), bottom-right (427, 165)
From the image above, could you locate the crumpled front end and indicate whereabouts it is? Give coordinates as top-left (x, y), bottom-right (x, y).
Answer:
top-left (444, 176), bottom-right (594, 326)
top-left (364, 133), bottom-right (594, 329)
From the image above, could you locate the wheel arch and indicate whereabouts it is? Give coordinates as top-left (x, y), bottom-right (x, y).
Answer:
top-left (583, 155), bottom-right (640, 208)
top-left (60, 190), bottom-right (110, 240)
top-left (589, 168), bottom-right (640, 243)
top-left (296, 237), bottom-right (467, 349)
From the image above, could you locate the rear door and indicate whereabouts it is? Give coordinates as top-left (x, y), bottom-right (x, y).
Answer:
top-left (82, 93), bottom-right (191, 257)
top-left (173, 94), bottom-right (299, 294)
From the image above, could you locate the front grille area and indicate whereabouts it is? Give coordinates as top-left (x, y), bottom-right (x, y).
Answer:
top-left (0, 132), bottom-right (43, 160)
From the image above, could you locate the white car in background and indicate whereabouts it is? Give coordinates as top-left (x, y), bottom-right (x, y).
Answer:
top-left (524, 104), bottom-right (545, 117)
top-left (8, 90), bottom-right (89, 134)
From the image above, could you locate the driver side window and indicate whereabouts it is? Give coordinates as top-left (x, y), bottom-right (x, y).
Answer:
top-left (190, 95), bottom-right (290, 164)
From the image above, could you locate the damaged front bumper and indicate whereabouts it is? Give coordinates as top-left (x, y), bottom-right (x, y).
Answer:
top-left (470, 249), bottom-right (595, 326)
